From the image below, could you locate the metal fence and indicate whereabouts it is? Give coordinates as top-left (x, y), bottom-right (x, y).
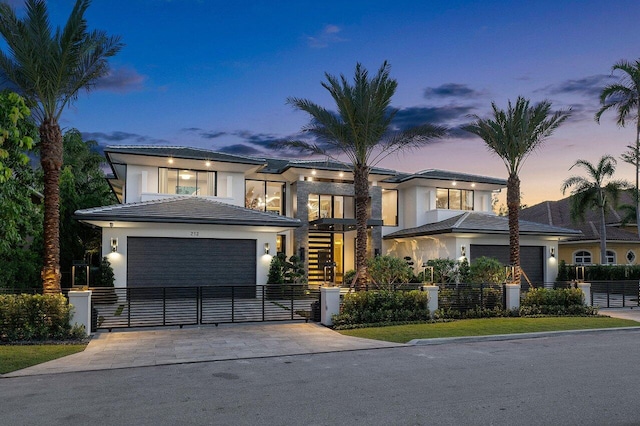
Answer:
top-left (554, 280), bottom-right (640, 308)
top-left (437, 282), bottom-right (504, 313)
top-left (90, 285), bottom-right (321, 330)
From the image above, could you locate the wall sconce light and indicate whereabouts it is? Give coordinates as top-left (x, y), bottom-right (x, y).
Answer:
top-left (110, 237), bottom-right (118, 253)
top-left (461, 245), bottom-right (466, 257)
top-left (550, 247), bottom-right (555, 258)
top-left (264, 242), bottom-right (270, 255)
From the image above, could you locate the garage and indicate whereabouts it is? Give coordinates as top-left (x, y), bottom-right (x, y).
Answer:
top-left (470, 244), bottom-right (544, 285)
top-left (127, 237), bottom-right (257, 288)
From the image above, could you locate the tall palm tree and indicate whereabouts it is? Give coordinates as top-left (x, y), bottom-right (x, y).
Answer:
top-left (285, 61), bottom-right (446, 289)
top-left (0, 0), bottom-right (122, 294)
top-left (561, 155), bottom-right (628, 265)
top-left (463, 97), bottom-right (570, 283)
top-left (596, 59), bottom-right (640, 235)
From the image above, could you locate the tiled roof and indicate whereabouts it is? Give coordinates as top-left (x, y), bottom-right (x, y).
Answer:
top-left (104, 146), bottom-right (266, 165)
top-left (74, 196), bottom-right (301, 227)
top-left (385, 169), bottom-right (507, 186)
top-left (384, 212), bottom-right (581, 239)
top-left (520, 195), bottom-right (640, 242)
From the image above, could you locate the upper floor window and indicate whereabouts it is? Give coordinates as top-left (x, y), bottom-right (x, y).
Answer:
top-left (436, 188), bottom-right (473, 210)
top-left (308, 194), bottom-right (354, 221)
top-left (606, 250), bottom-right (616, 265)
top-left (574, 250), bottom-right (592, 265)
top-left (245, 180), bottom-right (285, 215)
top-left (382, 189), bottom-right (398, 226)
top-left (159, 168), bottom-right (215, 196)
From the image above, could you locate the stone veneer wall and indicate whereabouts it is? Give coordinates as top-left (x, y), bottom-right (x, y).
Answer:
top-left (293, 179), bottom-right (382, 273)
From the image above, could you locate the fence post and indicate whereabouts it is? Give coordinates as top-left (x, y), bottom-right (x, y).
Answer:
top-left (504, 283), bottom-right (520, 310)
top-left (577, 282), bottom-right (591, 307)
top-left (68, 290), bottom-right (92, 336)
top-left (320, 287), bottom-right (341, 326)
top-left (421, 285), bottom-right (439, 318)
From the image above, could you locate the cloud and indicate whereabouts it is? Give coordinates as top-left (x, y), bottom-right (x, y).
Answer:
top-left (94, 66), bottom-right (146, 93)
top-left (200, 131), bottom-right (227, 139)
top-left (538, 74), bottom-right (616, 98)
top-left (217, 144), bottom-right (264, 155)
top-left (82, 131), bottom-right (170, 145)
top-left (307, 24), bottom-right (346, 48)
top-left (424, 83), bottom-right (483, 99)
top-left (392, 105), bottom-right (476, 130)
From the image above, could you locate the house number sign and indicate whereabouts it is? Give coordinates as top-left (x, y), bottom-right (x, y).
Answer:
top-left (190, 231), bottom-right (199, 237)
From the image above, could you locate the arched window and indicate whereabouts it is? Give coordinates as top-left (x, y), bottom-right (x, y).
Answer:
top-left (574, 250), bottom-right (592, 265)
top-left (606, 250), bottom-right (616, 265)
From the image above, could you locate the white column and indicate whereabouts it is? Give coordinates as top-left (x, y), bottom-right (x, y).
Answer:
top-left (421, 285), bottom-right (439, 317)
top-left (577, 282), bottom-right (591, 307)
top-left (68, 290), bottom-right (92, 336)
top-left (320, 287), bottom-right (341, 327)
top-left (504, 283), bottom-right (520, 310)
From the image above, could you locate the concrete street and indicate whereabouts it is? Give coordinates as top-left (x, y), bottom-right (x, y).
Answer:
top-left (1, 328), bottom-right (639, 425)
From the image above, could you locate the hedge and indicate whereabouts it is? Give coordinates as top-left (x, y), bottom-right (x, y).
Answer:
top-left (332, 290), bottom-right (430, 327)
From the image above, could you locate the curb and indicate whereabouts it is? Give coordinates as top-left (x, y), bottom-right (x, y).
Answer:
top-left (408, 326), bottom-right (640, 346)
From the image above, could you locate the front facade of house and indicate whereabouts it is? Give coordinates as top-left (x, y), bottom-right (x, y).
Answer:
top-left (75, 146), bottom-right (580, 289)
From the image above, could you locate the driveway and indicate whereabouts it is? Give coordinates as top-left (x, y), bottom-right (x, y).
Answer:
top-left (3, 322), bottom-right (401, 377)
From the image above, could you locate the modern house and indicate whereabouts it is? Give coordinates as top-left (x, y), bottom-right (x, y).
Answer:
top-left (75, 145), bottom-right (581, 290)
top-left (521, 196), bottom-right (640, 266)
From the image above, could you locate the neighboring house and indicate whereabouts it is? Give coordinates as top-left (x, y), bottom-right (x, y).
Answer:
top-left (520, 196), bottom-right (640, 266)
top-left (75, 146), bottom-right (581, 290)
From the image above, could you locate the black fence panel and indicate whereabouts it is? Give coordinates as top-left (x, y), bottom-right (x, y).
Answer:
top-left (438, 283), bottom-right (504, 313)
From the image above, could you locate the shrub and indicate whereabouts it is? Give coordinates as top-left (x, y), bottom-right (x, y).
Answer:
top-left (332, 290), bottom-right (430, 327)
top-left (367, 255), bottom-right (414, 289)
top-left (520, 288), bottom-right (596, 316)
top-left (469, 257), bottom-right (506, 284)
top-left (343, 269), bottom-right (357, 287)
top-left (94, 257), bottom-right (115, 287)
top-left (0, 293), bottom-right (84, 342)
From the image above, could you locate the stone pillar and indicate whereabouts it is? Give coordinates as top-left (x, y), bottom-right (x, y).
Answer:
top-left (421, 285), bottom-right (439, 317)
top-left (504, 284), bottom-right (520, 310)
top-left (68, 290), bottom-right (92, 336)
top-left (320, 287), bottom-right (341, 327)
top-left (577, 282), bottom-right (592, 307)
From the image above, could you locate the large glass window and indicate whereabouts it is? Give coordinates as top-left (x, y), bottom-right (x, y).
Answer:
top-left (574, 250), bottom-right (592, 265)
top-left (382, 189), bottom-right (398, 226)
top-left (245, 180), bottom-right (285, 215)
top-left (436, 188), bottom-right (473, 210)
top-left (308, 194), bottom-right (354, 220)
top-left (159, 168), bottom-right (215, 196)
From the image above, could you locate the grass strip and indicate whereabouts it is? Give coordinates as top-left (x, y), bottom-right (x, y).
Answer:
top-left (0, 344), bottom-right (86, 374)
top-left (338, 316), bottom-right (640, 343)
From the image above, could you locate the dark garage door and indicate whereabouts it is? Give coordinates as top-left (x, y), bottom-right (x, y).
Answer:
top-left (127, 237), bottom-right (256, 288)
top-left (470, 245), bottom-right (544, 285)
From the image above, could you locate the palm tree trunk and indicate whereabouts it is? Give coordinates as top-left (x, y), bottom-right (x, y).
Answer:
top-left (600, 204), bottom-right (608, 265)
top-left (40, 119), bottom-right (63, 294)
top-left (507, 173), bottom-right (521, 283)
top-left (354, 164), bottom-right (370, 290)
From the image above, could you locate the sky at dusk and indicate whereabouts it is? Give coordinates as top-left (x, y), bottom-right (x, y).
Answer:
top-left (9, 0), bottom-right (640, 206)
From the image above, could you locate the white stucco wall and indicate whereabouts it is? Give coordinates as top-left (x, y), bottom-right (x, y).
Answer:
top-left (102, 223), bottom-right (278, 289)
top-left (125, 165), bottom-right (159, 203)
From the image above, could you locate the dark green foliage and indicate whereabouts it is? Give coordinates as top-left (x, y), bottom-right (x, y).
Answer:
top-left (520, 288), bottom-right (596, 315)
top-left (0, 294), bottom-right (85, 342)
top-left (560, 264), bottom-right (640, 281)
top-left (556, 260), bottom-right (570, 281)
top-left (267, 253), bottom-right (286, 284)
top-left (332, 290), bottom-right (430, 327)
top-left (93, 257), bottom-right (115, 287)
top-left (266, 253), bottom-right (306, 298)
top-left (424, 258), bottom-right (459, 283)
top-left (438, 285), bottom-right (504, 314)
top-left (367, 255), bottom-right (414, 289)
top-left (343, 270), bottom-right (357, 287)
top-left (0, 246), bottom-right (42, 291)
top-left (469, 256), bottom-right (506, 283)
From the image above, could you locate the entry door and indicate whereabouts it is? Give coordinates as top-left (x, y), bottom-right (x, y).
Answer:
top-left (308, 232), bottom-right (344, 286)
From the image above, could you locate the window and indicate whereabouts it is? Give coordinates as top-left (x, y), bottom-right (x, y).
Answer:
top-left (436, 188), bottom-right (473, 210)
top-left (606, 250), bottom-right (616, 265)
top-left (574, 250), bottom-right (592, 265)
top-left (308, 194), bottom-right (354, 221)
top-left (276, 235), bottom-right (286, 255)
top-left (245, 180), bottom-right (285, 215)
top-left (626, 250), bottom-right (636, 264)
top-left (382, 189), bottom-right (398, 226)
top-left (159, 168), bottom-right (215, 196)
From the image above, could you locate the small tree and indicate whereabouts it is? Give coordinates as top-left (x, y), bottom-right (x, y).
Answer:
top-left (94, 257), bottom-right (115, 287)
top-left (367, 255), bottom-right (413, 289)
top-left (469, 257), bottom-right (506, 284)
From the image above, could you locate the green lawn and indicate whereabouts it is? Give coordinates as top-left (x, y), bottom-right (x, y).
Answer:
top-left (338, 316), bottom-right (640, 343)
top-left (0, 344), bottom-right (87, 374)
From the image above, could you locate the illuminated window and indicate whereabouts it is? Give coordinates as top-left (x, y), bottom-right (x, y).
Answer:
top-left (159, 168), bottom-right (215, 196)
top-left (245, 180), bottom-right (285, 215)
top-left (382, 189), bottom-right (398, 226)
top-left (436, 188), bottom-right (473, 210)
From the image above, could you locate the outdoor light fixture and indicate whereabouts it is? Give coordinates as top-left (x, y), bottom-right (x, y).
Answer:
top-left (264, 242), bottom-right (270, 255)
top-left (461, 245), bottom-right (466, 257)
top-left (550, 247), bottom-right (555, 258)
top-left (110, 238), bottom-right (118, 253)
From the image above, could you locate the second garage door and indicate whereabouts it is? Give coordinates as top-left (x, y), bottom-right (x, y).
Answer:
top-left (470, 245), bottom-right (544, 285)
top-left (127, 237), bottom-right (256, 288)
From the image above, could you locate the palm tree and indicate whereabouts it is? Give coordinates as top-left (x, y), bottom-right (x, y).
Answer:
top-left (463, 97), bottom-right (570, 283)
top-left (285, 61), bottom-right (446, 289)
top-left (561, 155), bottom-right (629, 265)
top-left (0, 0), bottom-right (122, 294)
top-left (596, 59), bottom-right (640, 235)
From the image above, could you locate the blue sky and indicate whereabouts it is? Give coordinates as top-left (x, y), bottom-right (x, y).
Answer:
top-left (13, 0), bottom-right (640, 205)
